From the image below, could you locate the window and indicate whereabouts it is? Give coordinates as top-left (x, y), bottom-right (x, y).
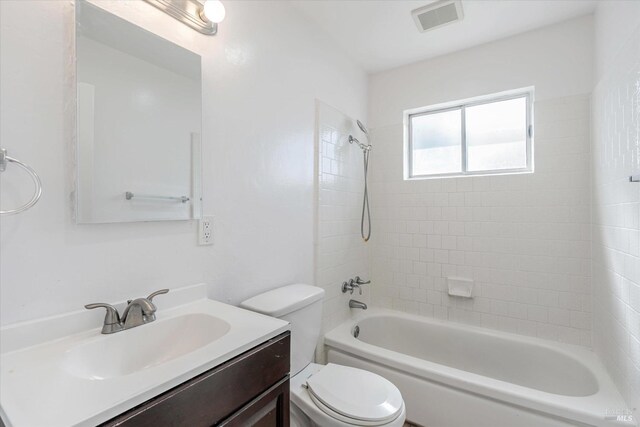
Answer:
top-left (405, 90), bottom-right (533, 179)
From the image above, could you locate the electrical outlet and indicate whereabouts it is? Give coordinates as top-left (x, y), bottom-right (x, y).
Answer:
top-left (198, 216), bottom-right (214, 245)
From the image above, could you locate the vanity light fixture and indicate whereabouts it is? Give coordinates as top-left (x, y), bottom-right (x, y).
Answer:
top-left (143, 0), bottom-right (225, 35)
top-left (201, 0), bottom-right (226, 24)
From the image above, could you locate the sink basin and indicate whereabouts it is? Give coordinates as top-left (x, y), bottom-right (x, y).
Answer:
top-left (63, 313), bottom-right (230, 379)
top-left (1, 289), bottom-right (290, 427)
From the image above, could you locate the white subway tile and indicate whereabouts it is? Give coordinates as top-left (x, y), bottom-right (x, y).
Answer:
top-left (591, 22), bottom-right (640, 412)
top-left (369, 96), bottom-right (596, 368)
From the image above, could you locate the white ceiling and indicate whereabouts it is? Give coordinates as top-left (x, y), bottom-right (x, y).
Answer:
top-left (290, 0), bottom-right (597, 73)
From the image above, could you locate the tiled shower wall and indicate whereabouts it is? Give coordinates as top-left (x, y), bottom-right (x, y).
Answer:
top-left (315, 102), bottom-right (371, 334)
top-left (369, 95), bottom-right (593, 346)
top-left (591, 3), bottom-right (640, 411)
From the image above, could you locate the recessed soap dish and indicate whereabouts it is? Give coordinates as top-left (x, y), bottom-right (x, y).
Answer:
top-left (447, 277), bottom-right (473, 298)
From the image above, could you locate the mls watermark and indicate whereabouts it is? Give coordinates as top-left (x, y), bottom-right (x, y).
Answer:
top-left (604, 408), bottom-right (635, 423)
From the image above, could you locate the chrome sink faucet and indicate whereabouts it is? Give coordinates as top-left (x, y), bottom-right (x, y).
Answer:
top-left (121, 297), bottom-right (158, 329)
top-left (85, 289), bottom-right (169, 334)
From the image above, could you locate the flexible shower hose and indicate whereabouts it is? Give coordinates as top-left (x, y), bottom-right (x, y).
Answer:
top-left (361, 149), bottom-right (371, 242)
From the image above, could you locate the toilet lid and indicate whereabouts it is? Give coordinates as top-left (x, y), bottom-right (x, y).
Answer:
top-left (305, 364), bottom-right (403, 423)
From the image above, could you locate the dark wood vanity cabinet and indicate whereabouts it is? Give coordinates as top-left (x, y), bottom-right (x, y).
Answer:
top-left (101, 332), bottom-right (290, 427)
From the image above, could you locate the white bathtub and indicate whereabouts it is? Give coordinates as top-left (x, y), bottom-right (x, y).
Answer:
top-left (324, 309), bottom-right (635, 427)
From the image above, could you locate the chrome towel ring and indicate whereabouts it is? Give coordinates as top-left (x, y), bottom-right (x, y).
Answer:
top-left (0, 148), bottom-right (42, 215)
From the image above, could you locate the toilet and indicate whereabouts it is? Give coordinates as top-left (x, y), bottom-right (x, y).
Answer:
top-left (241, 284), bottom-right (406, 427)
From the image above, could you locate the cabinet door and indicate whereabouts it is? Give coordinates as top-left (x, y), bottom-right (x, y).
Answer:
top-left (101, 333), bottom-right (290, 427)
top-left (219, 377), bottom-right (290, 427)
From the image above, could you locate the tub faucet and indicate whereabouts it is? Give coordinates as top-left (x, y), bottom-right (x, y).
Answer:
top-left (342, 276), bottom-right (371, 295)
top-left (349, 299), bottom-right (367, 310)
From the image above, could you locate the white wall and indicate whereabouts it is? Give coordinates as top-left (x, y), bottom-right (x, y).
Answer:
top-left (592, 0), bottom-right (640, 414)
top-left (0, 0), bottom-right (367, 325)
top-left (367, 16), bottom-right (594, 346)
top-left (369, 15), bottom-right (593, 129)
top-left (315, 101), bottom-right (371, 335)
top-left (594, 0), bottom-right (640, 82)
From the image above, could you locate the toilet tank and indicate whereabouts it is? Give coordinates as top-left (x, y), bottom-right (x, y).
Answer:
top-left (240, 284), bottom-right (325, 376)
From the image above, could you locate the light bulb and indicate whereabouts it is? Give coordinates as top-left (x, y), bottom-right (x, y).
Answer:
top-left (202, 0), bottom-right (225, 24)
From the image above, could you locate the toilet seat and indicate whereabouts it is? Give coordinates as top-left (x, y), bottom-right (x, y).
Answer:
top-left (305, 363), bottom-right (404, 426)
top-left (308, 393), bottom-right (405, 426)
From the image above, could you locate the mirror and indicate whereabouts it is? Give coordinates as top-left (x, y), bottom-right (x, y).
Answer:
top-left (75, 1), bottom-right (202, 223)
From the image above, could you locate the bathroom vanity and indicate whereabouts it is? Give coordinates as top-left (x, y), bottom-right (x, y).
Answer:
top-left (101, 332), bottom-right (290, 426)
top-left (0, 284), bottom-right (290, 427)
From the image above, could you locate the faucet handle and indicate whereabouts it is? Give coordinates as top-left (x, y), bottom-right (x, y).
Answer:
top-left (147, 289), bottom-right (169, 302)
top-left (354, 276), bottom-right (371, 285)
top-left (85, 303), bottom-right (120, 323)
top-left (85, 303), bottom-right (123, 333)
top-left (341, 281), bottom-right (351, 294)
top-left (348, 279), bottom-right (362, 295)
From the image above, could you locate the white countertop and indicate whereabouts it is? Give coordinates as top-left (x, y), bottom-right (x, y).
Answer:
top-left (0, 284), bottom-right (289, 427)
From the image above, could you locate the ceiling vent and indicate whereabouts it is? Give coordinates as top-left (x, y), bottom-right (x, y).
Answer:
top-left (411, 0), bottom-right (464, 33)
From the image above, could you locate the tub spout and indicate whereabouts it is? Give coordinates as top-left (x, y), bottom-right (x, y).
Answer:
top-left (349, 299), bottom-right (367, 310)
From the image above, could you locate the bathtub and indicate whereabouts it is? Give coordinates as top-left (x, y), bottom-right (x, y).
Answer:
top-left (324, 309), bottom-right (635, 427)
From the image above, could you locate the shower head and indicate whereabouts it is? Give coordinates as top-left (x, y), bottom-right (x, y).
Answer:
top-left (357, 120), bottom-right (368, 136)
top-left (349, 119), bottom-right (371, 151)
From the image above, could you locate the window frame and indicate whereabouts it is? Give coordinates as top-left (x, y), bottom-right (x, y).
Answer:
top-left (404, 89), bottom-right (534, 180)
